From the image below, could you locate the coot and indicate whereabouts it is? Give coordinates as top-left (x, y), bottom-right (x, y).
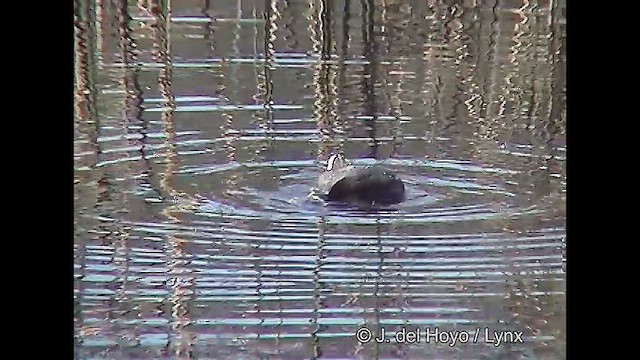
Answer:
top-left (318, 154), bottom-right (405, 206)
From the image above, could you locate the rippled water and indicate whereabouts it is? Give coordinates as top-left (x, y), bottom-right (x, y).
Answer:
top-left (74, 0), bottom-right (566, 359)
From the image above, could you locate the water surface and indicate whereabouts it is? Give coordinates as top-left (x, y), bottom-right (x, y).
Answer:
top-left (74, 0), bottom-right (566, 359)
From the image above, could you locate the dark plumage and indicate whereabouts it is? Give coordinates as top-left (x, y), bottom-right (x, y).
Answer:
top-left (318, 154), bottom-right (405, 206)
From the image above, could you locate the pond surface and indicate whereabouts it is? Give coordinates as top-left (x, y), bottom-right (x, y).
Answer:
top-left (74, 0), bottom-right (566, 359)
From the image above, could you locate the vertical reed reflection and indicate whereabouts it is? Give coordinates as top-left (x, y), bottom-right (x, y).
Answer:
top-left (201, 0), bottom-right (212, 40)
top-left (311, 0), bottom-right (339, 163)
top-left (378, 4), bottom-right (412, 354)
top-left (327, 2), bottom-right (340, 141)
top-left (309, 1), bottom-right (335, 356)
top-left (208, 0), bottom-right (240, 204)
top-left (256, 0), bottom-right (277, 139)
top-left (73, 1), bottom-right (98, 352)
top-left (281, 0), bottom-right (295, 48)
top-left (425, 1), bottom-right (451, 133)
top-left (373, 222), bottom-right (384, 359)
top-left (419, 3), bottom-right (438, 141)
top-left (483, 0), bottom-right (498, 127)
top-left (360, 0), bottom-right (379, 159)
top-left (145, 1), bottom-right (195, 357)
top-left (445, 1), bottom-right (470, 136)
top-left (148, 0), bottom-right (177, 204)
top-left (74, 0), bottom-right (99, 126)
top-left (469, 1), bottom-right (493, 143)
top-left (354, 221), bottom-right (385, 360)
top-left (113, 0), bottom-right (146, 212)
top-left (116, 0), bottom-right (143, 123)
top-left (517, 1), bottom-right (537, 133)
top-left (379, 1), bottom-right (410, 157)
top-left (100, 1), bottom-right (140, 350)
top-left (309, 18), bottom-right (330, 354)
top-left (336, 0), bottom-right (351, 141)
top-left (311, 217), bottom-right (326, 359)
top-left (244, 0), bottom-right (275, 171)
top-left (232, 0), bottom-right (243, 70)
top-left (74, 0), bottom-right (100, 193)
top-left (549, 0), bottom-right (565, 131)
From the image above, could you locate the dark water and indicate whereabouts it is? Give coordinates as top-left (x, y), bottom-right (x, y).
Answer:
top-left (74, 0), bottom-right (566, 359)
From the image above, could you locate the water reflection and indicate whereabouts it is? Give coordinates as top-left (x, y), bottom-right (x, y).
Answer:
top-left (74, 0), bottom-right (566, 359)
